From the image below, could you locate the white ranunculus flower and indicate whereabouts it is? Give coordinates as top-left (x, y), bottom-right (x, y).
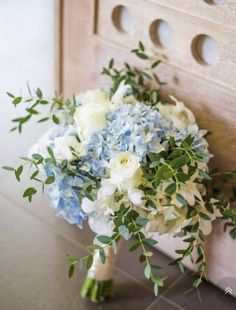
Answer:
top-left (128, 187), bottom-right (144, 206)
top-left (74, 89), bottom-right (112, 140)
top-left (53, 136), bottom-right (84, 161)
top-left (157, 96), bottom-right (195, 131)
top-left (109, 152), bottom-right (142, 189)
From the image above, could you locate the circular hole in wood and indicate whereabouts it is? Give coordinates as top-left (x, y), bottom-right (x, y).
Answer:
top-left (204, 0), bottom-right (225, 4)
top-left (191, 34), bottom-right (219, 65)
top-left (112, 6), bottom-right (133, 33)
top-left (149, 19), bottom-right (174, 48)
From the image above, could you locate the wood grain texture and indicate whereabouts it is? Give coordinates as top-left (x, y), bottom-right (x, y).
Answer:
top-left (55, 0), bottom-right (236, 294)
top-left (54, 0), bottom-right (63, 93)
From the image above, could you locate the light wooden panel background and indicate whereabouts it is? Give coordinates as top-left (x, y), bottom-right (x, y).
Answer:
top-left (55, 0), bottom-right (236, 294)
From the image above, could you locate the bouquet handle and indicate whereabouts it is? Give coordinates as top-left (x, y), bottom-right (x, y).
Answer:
top-left (80, 238), bottom-right (122, 302)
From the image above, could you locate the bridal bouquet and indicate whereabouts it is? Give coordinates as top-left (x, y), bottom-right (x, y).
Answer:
top-left (4, 43), bottom-right (236, 302)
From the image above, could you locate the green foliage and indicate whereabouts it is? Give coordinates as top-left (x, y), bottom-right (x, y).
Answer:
top-left (23, 187), bottom-right (37, 202)
top-left (101, 42), bottom-right (164, 104)
top-left (6, 84), bottom-right (65, 133)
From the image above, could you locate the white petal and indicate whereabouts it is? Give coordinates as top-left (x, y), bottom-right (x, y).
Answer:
top-left (98, 179), bottom-right (116, 199)
top-left (81, 198), bottom-right (97, 213)
top-left (88, 213), bottom-right (114, 236)
top-left (128, 188), bottom-right (144, 206)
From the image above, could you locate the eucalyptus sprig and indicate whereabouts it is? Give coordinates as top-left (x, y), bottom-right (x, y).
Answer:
top-left (6, 85), bottom-right (65, 133)
top-left (102, 41), bottom-right (165, 105)
top-left (67, 205), bottom-right (166, 296)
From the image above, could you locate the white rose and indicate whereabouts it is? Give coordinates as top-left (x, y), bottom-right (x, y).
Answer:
top-left (128, 187), bottom-right (144, 206)
top-left (157, 95), bottom-right (195, 131)
top-left (109, 152), bottom-right (143, 189)
top-left (53, 136), bottom-right (84, 161)
top-left (74, 89), bottom-right (112, 140)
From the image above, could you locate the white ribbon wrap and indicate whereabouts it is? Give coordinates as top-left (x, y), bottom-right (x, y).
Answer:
top-left (87, 239), bottom-right (121, 281)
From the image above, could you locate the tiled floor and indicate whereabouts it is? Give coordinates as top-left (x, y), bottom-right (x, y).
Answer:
top-left (0, 180), bottom-right (236, 310)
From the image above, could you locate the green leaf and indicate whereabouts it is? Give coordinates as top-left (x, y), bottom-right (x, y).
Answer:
top-left (178, 262), bottom-right (185, 273)
top-left (66, 255), bottom-right (80, 264)
top-left (165, 183), bottom-right (176, 195)
top-left (6, 91), bottom-right (15, 98)
top-left (205, 202), bottom-right (214, 214)
top-left (30, 170), bottom-right (39, 180)
top-left (151, 60), bottom-right (161, 68)
top-left (144, 264), bottom-right (151, 279)
top-left (151, 90), bottom-right (159, 104)
top-left (181, 134), bottom-right (194, 148)
top-left (86, 255), bottom-right (93, 269)
top-left (139, 254), bottom-right (146, 263)
top-left (111, 240), bottom-right (117, 254)
top-left (154, 283), bottom-right (158, 296)
top-left (136, 52), bottom-right (149, 60)
top-left (12, 97), bottom-right (22, 105)
top-left (84, 190), bottom-right (94, 201)
top-left (135, 218), bottom-right (148, 227)
top-left (199, 169), bottom-right (212, 180)
top-left (23, 187), bottom-right (37, 202)
top-left (47, 147), bottom-right (56, 165)
top-left (139, 41), bottom-right (145, 52)
top-left (176, 172), bottom-right (190, 182)
top-left (176, 193), bottom-right (188, 206)
top-left (230, 229), bottom-right (236, 240)
top-left (26, 108), bottom-right (39, 115)
top-left (109, 58), bottom-right (114, 69)
top-left (150, 161), bottom-right (159, 168)
top-left (2, 166), bottom-right (15, 171)
top-left (68, 264), bottom-right (75, 278)
top-left (36, 87), bottom-right (43, 99)
top-left (143, 238), bottom-right (158, 246)
top-left (118, 225), bottom-right (130, 240)
top-left (39, 100), bottom-right (49, 105)
top-left (146, 199), bottom-right (156, 209)
top-left (143, 251), bottom-right (153, 257)
top-left (45, 175), bottom-right (55, 185)
top-left (152, 276), bottom-right (167, 287)
top-left (15, 165), bottom-right (23, 182)
top-left (170, 155), bottom-right (187, 169)
top-left (20, 157), bottom-right (34, 163)
top-left (32, 153), bottom-right (44, 164)
top-left (193, 278), bottom-right (202, 288)
top-left (148, 152), bottom-right (161, 162)
top-left (199, 212), bottom-right (211, 221)
top-left (129, 240), bottom-right (140, 252)
top-left (175, 249), bottom-right (187, 255)
top-left (52, 114), bottom-right (60, 124)
top-left (96, 235), bottom-right (112, 244)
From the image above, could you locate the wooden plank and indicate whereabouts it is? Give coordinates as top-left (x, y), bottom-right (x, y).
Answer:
top-left (54, 0), bottom-right (63, 93)
top-left (96, 0), bottom-right (236, 91)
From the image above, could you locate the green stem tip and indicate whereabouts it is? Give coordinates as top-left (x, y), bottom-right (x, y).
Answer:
top-left (80, 277), bottom-right (114, 303)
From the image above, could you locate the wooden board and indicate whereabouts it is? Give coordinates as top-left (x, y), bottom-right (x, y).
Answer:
top-left (55, 0), bottom-right (236, 294)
